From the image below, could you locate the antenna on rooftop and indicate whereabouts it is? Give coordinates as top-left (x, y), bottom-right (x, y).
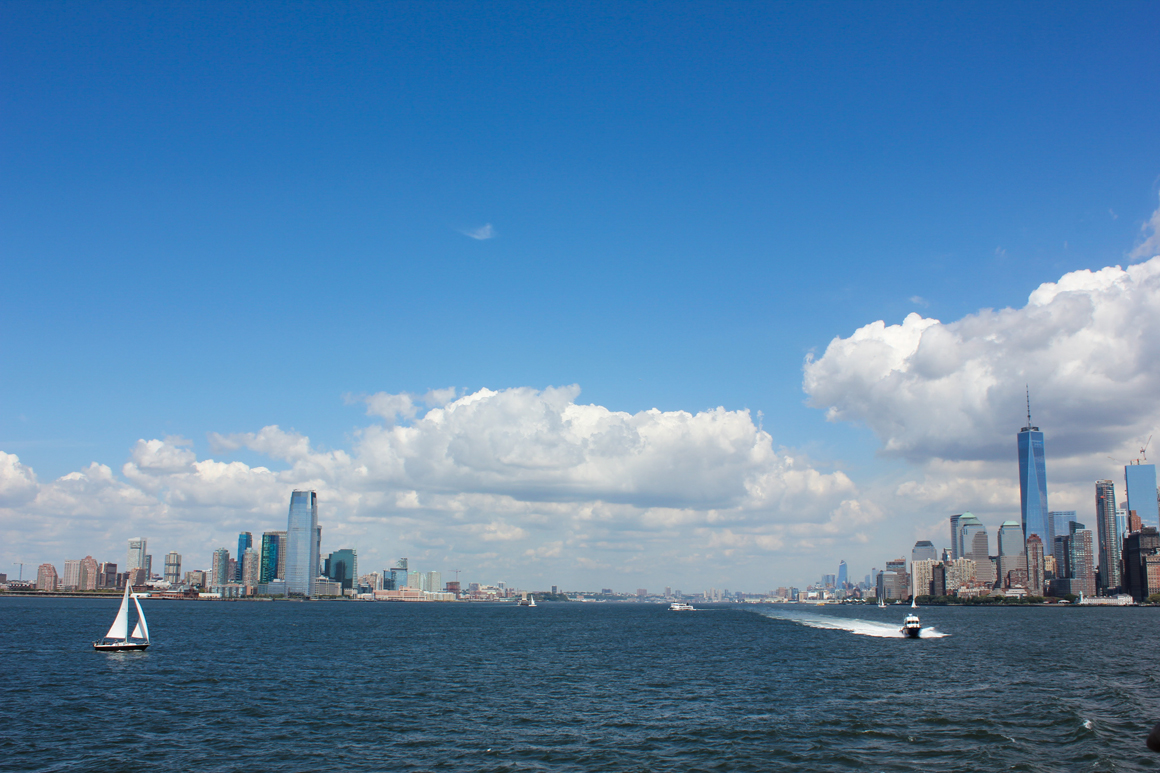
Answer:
top-left (1026, 386), bottom-right (1032, 428)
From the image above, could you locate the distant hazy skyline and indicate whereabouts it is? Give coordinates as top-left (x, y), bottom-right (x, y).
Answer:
top-left (3, 2), bottom-right (1160, 589)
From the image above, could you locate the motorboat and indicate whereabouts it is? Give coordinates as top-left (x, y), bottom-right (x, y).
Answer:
top-left (669, 602), bottom-right (695, 611)
top-left (901, 613), bottom-right (922, 638)
top-left (94, 583), bottom-right (150, 651)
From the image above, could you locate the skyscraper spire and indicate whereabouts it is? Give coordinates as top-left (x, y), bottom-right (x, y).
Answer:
top-left (1026, 385), bottom-right (1031, 428)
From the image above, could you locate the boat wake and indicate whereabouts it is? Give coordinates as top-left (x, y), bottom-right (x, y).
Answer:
top-left (758, 610), bottom-right (948, 639)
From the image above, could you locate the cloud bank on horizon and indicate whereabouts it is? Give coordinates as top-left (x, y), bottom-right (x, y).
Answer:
top-left (0, 386), bottom-right (867, 586)
top-left (5, 248), bottom-right (1160, 586)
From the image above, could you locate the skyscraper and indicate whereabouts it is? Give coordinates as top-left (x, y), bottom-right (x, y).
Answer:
top-left (1049, 510), bottom-right (1077, 555)
top-left (324, 548), bottom-right (358, 591)
top-left (260, 531), bottom-right (283, 583)
top-left (1069, 526), bottom-right (1096, 598)
top-left (78, 556), bottom-right (99, 590)
top-left (286, 490), bottom-right (319, 597)
top-left (126, 537), bottom-right (147, 572)
top-left (1095, 479), bottom-right (1121, 594)
top-left (211, 548), bottom-right (230, 586)
top-left (1125, 463), bottom-right (1159, 530)
top-left (957, 514), bottom-right (984, 563)
top-left (236, 532), bottom-right (253, 582)
top-left (1122, 527), bottom-right (1160, 601)
top-left (996, 521), bottom-right (1026, 588)
top-left (1018, 397), bottom-right (1049, 552)
top-left (836, 560), bottom-right (847, 589)
top-left (36, 563), bottom-right (58, 591)
top-left (1026, 534), bottom-right (1045, 596)
top-left (949, 514), bottom-right (964, 559)
top-left (62, 559), bottom-right (81, 590)
top-left (912, 541), bottom-right (937, 563)
top-left (164, 552), bottom-right (181, 584)
top-left (242, 547), bottom-right (260, 588)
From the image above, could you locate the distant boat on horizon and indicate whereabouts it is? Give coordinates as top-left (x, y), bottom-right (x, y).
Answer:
top-left (93, 583), bottom-right (150, 651)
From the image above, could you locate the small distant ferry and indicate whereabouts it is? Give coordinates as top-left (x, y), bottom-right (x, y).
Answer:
top-left (669, 602), bottom-right (695, 611)
top-left (901, 613), bottom-right (922, 638)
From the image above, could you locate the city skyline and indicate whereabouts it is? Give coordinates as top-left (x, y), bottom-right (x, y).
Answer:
top-left (3, 4), bottom-right (1160, 589)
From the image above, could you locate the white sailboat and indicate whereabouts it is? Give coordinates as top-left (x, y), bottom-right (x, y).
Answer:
top-left (93, 582), bottom-right (150, 651)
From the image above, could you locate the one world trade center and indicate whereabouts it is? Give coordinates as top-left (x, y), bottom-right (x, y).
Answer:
top-left (1018, 394), bottom-right (1050, 555)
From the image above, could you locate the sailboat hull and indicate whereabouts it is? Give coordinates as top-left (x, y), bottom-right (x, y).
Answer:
top-left (93, 640), bottom-right (149, 651)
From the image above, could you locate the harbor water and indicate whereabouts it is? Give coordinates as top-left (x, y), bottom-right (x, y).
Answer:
top-left (2, 598), bottom-right (1158, 771)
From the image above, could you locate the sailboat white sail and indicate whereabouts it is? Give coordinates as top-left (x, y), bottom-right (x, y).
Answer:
top-left (94, 582), bottom-right (150, 651)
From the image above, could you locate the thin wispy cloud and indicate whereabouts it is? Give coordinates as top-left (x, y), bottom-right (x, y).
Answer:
top-left (908, 295), bottom-right (929, 307)
top-left (461, 223), bottom-right (496, 240)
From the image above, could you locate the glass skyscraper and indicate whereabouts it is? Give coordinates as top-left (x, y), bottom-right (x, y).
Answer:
top-left (836, 560), bottom-right (847, 589)
top-left (1125, 463), bottom-right (1159, 530)
top-left (126, 537), bottom-right (147, 572)
top-left (236, 532), bottom-right (252, 582)
top-left (260, 531), bottom-right (282, 584)
top-left (1018, 411), bottom-right (1050, 555)
top-left (911, 541), bottom-right (936, 563)
top-left (324, 548), bottom-right (358, 591)
top-left (285, 490), bottom-right (319, 597)
top-left (1095, 479), bottom-right (1121, 593)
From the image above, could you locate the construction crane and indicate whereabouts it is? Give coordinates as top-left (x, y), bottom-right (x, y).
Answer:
top-left (1141, 435), bottom-right (1153, 463)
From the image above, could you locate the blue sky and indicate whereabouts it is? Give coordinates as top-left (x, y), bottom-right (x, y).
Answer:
top-left (3, 2), bottom-right (1160, 589)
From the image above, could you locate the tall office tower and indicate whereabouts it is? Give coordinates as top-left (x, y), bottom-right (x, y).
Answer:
top-left (260, 532), bottom-right (281, 583)
top-left (286, 490), bottom-right (319, 597)
top-left (164, 552), bottom-right (182, 584)
top-left (996, 521), bottom-right (1027, 588)
top-left (1026, 535), bottom-right (1045, 596)
top-left (961, 518), bottom-right (992, 585)
top-left (78, 556), bottom-right (99, 590)
top-left (62, 560), bottom-right (81, 590)
top-left (324, 549), bottom-right (358, 591)
top-left (1069, 527), bottom-right (1097, 598)
top-left (1125, 463), bottom-right (1160, 530)
top-left (1049, 511), bottom-right (1078, 555)
top-left (910, 559), bottom-right (937, 598)
top-left (1116, 507), bottom-right (1128, 539)
top-left (1121, 527), bottom-right (1160, 601)
top-left (126, 537), bottom-right (147, 571)
top-left (144, 555), bottom-right (153, 578)
top-left (242, 548), bottom-right (260, 588)
top-left (1053, 535), bottom-right (1071, 580)
top-left (314, 526), bottom-right (322, 577)
top-left (1095, 480), bottom-right (1121, 593)
top-left (912, 541), bottom-right (937, 563)
top-left (949, 515), bottom-right (964, 559)
top-left (822, 574), bottom-right (836, 588)
top-left (957, 513), bottom-right (983, 559)
top-left (884, 558), bottom-right (908, 599)
top-left (98, 562), bottom-right (118, 589)
top-left (236, 532), bottom-right (253, 582)
top-left (36, 563), bottom-right (58, 591)
top-left (1018, 396), bottom-right (1050, 552)
top-left (426, 571), bottom-right (442, 594)
top-left (211, 548), bottom-right (230, 586)
top-left (837, 560), bottom-right (848, 589)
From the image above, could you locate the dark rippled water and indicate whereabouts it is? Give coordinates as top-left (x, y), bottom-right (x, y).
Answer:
top-left (3, 598), bottom-right (1159, 771)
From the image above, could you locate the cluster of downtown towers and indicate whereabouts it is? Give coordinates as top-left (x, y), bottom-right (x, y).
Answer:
top-left (222, 490), bottom-right (325, 596)
top-left (935, 416), bottom-right (1160, 599)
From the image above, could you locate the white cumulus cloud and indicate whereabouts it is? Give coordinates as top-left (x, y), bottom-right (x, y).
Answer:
top-left (804, 256), bottom-right (1160, 464)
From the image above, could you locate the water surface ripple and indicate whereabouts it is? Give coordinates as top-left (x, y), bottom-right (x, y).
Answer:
top-left (2, 599), bottom-right (1157, 771)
